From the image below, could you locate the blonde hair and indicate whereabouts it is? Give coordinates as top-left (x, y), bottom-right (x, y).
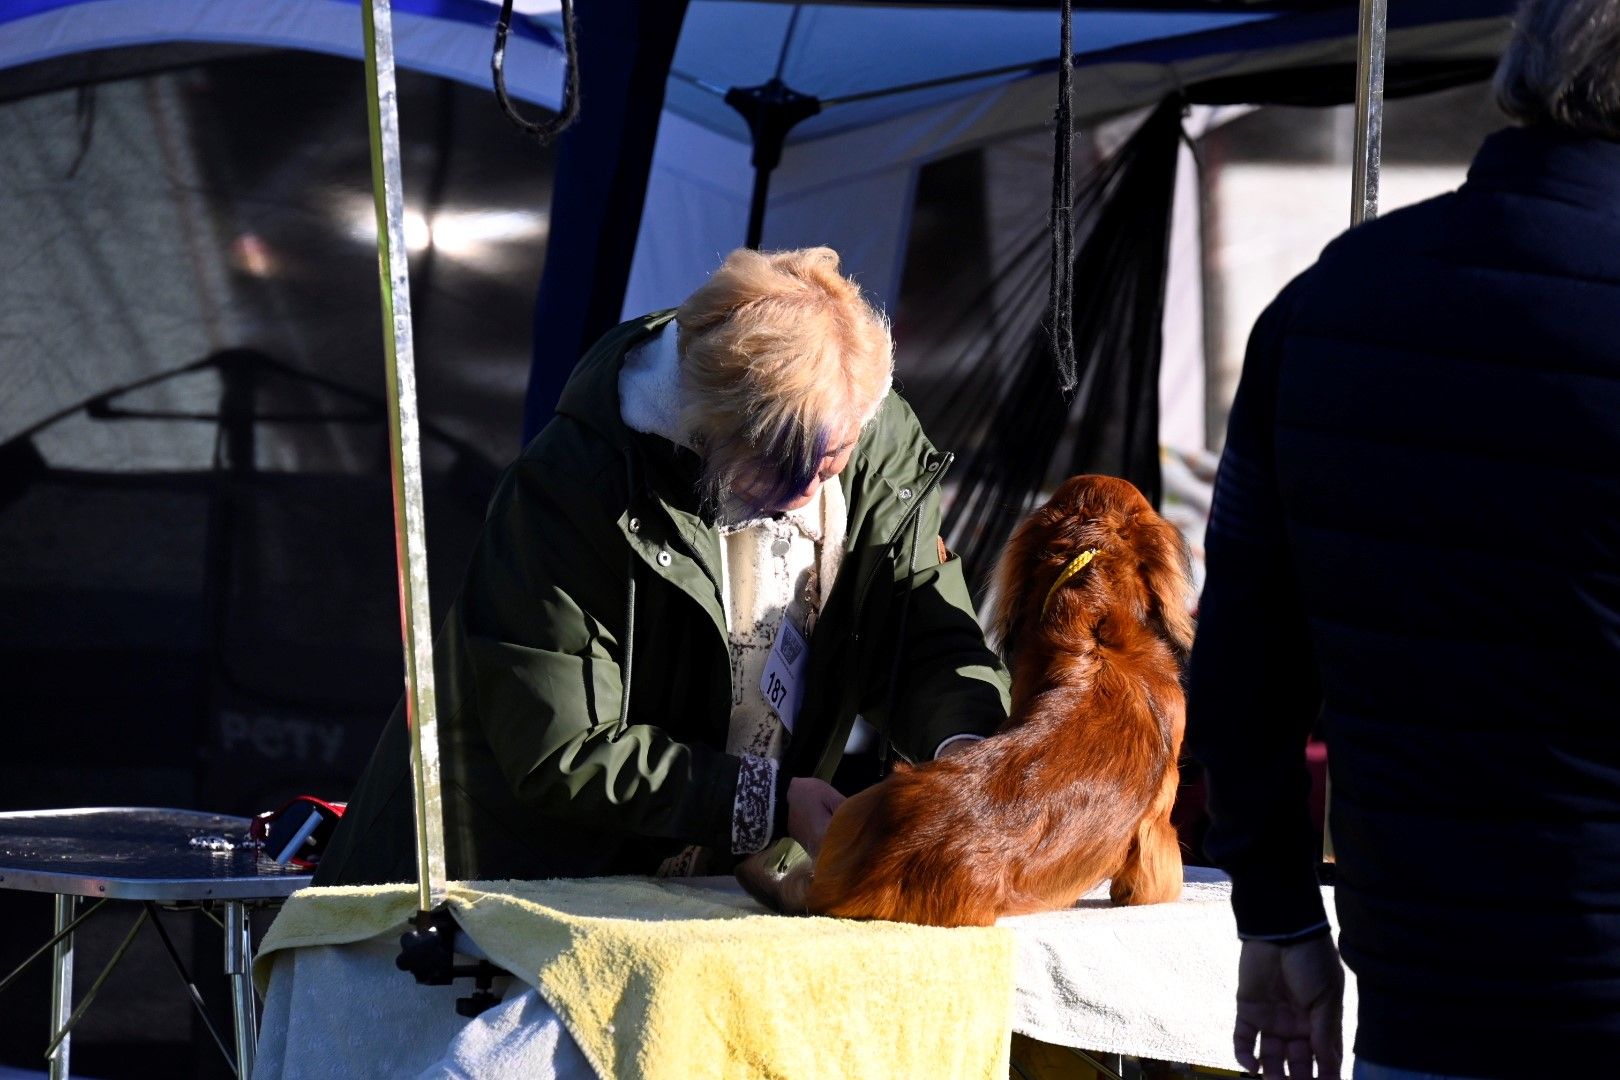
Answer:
top-left (675, 247), bottom-right (894, 513)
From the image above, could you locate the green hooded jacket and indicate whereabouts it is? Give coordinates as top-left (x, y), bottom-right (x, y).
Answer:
top-left (316, 312), bottom-right (1010, 885)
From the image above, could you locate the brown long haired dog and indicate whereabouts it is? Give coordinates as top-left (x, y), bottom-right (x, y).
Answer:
top-left (802, 475), bottom-right (1194, 927)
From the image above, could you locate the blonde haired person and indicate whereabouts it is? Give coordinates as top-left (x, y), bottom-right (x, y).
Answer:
top-left (677, 247), bottom-right (895, 519)
top-left (318, 247), bottom-right (1010, 886)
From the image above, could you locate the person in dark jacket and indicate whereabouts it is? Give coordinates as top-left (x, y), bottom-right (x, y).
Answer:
top-left (1186, 1), bottom-right (1620, 1076)
top-left (316, 246), bottom-right (1010, 887)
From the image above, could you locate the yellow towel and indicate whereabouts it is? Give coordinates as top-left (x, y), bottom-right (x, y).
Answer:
top-left (255, 878), bottom-right (1015, 1080)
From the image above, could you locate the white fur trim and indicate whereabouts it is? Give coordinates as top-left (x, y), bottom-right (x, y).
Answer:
top-left (618, 324), bottom-right (691, 448)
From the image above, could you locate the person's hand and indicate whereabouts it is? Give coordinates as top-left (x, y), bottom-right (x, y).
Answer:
top-left (1234, 935), bottom-right (1344, 1078)
top-left (786, 777), bottom-right (845, 856)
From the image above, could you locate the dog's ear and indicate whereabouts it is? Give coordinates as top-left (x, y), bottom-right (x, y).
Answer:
top-left (987, 511), bottom-right (1041, 662)
top-left (1132, 513), bottom-right (1195, 658)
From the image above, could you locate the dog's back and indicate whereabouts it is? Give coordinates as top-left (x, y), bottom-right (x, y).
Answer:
top-left (805, 476), bottom-right (1193, 927)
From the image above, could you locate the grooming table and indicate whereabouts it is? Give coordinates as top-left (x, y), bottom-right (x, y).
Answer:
top-left (0, 808), bottom-right (312, 1080)
top-left (1005, 867), bottom-right (1355, 1071)
top-left (253, 868), bottom-right (1358, 1079)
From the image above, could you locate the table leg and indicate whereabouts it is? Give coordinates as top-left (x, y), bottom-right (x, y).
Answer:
top-left (225, 901), bottom-right (256, 1080)
top-left (48, 894), bottom-right (76, 1080)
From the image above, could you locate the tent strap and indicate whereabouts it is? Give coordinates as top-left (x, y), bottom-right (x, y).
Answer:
top-left (493, 0), bottom-right (579, 144)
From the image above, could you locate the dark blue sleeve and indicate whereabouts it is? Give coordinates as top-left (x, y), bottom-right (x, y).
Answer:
top-left (1186, 279), bottom-right (1328, 940)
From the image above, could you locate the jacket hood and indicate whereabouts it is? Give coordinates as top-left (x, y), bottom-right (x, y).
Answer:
top-left (553, 310), bottom-right (678, 453)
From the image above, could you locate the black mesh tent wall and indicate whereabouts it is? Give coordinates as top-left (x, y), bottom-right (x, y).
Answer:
top-left (0, 50), bottom-right (551, 1076)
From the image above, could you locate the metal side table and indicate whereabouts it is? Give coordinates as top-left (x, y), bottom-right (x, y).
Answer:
top-left (0, 808), bottom-right (313, 1080)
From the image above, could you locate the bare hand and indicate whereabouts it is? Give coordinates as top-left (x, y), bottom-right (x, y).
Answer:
top-left (786, 777), bottom-right (845, 856)
top-left (1234, 936), bottom-right (1344, 1078)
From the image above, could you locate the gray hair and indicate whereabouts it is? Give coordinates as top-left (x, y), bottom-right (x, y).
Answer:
top-left (1494, 0), bottom-right (1620, 140)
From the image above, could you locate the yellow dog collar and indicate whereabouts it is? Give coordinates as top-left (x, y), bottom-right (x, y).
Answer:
top-left (1041, 549), bottom-right (1100, 617)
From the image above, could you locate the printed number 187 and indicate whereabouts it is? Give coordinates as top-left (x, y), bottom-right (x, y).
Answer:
top-left (765, 673), bottom-right (787, 707)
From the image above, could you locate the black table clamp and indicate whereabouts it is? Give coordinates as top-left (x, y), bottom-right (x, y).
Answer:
top-left (396, 905), bottom-right (510, 1017)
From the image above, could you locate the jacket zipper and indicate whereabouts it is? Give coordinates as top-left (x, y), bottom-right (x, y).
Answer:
top-left (850, 449), bottom-right (955, 646)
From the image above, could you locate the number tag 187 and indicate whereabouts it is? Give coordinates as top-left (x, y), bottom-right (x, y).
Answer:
top-left (760, 617), bottom-right (809, 733)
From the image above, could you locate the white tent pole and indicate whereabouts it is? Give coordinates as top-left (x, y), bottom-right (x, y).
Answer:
top-left (1351, 0), bottom-right (1388, 225)
top-left (361, 0), bottom-right (447, 913)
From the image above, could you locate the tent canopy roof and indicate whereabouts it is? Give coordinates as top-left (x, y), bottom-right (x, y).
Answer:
top-left (3, 0), bottom-right (1512, 147)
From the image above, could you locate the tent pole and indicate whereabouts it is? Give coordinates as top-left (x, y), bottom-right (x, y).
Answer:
top-left (361, 0), bottom-right (447, 913)
top-left (1324, 0), bottom-right (1389, 868)
top-left (744, 168), bottom-right (773, 252)
top-left (521, 0), bottom-right (689, 438)
top-left (725, 78), bottom-right (821, 250)
top-left (1350, 0), bottom-right (1387, 226)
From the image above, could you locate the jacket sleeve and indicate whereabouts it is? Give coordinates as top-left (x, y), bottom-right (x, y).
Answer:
top-left (1185, 280), bottom-right (1328, 940)
top-left (456, 459), bottom-right (740, 851)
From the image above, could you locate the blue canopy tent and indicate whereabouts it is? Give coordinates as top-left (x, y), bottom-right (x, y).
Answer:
top-left (0, 0), bottom-right (1519, 811)
top-left (0, 0), bottom-right (1515, 859)
top-left (0, 0), bottom-right (1515, 608)
top-left (1, 0), bottom-right (1513, 440)
top-left (0, 2), bottom-right (1515, 1074)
